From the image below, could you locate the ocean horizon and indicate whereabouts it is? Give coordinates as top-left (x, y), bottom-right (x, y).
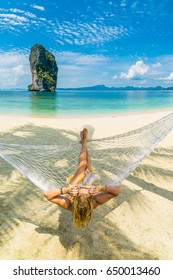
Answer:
top-left (0, 89), bottom-right (173, 117)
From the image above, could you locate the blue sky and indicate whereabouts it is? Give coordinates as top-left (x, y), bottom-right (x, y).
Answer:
top-left (0, 0), bottom-right (173, 89)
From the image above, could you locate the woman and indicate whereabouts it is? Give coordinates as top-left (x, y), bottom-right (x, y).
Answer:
top-left (44, 128), bottom-right (122, 228)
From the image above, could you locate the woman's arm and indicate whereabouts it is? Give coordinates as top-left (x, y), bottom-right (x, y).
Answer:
top-left (44, 186), bottom-right (73, 211)
top-left (93, 185), bottom-right (123, 207)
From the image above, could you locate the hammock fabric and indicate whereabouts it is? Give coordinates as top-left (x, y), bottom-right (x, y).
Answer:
top-left (0, 112), bottom-right (173, 191)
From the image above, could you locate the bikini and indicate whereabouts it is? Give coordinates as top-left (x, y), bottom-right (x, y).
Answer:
top-left (66, 169), bottom-right (98, 196)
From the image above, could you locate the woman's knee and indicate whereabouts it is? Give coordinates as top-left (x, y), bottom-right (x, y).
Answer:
top-left (117, 185), bottom-right (123, 195)
top-left (78, 159), bottom-right (87, 168)
top-left (111, 185), bottom-right (123, 196)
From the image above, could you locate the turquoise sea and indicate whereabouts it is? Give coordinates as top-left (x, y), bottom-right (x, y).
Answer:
top-left (0, 90), bottom-right (173, 117)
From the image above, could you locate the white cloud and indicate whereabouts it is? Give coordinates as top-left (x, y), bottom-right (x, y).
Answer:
top-left (112, 75), bottom-right (118, 79)
top-left (24, 11), bottom-right (36, 18)
top-left (12, 65), bottom-right (25, 75)
top-left (0, 13), bottom-right (28, 23)
top-left (0, 8), bottom-right (46, 33)
top-left (0, 7), bottom-right (128, 47)
top-left (157, 72), bottom-right (173, 81)
top-left (10, 8), bottom-right (24, 13)
top-left (152, 62), bottom-right (162, 68)
top-left (55, 51), bottom-right (107, 66)
top-left (64, 38), bottom-right (73, 45)
top-left (31, 5), bottom-right (45, 11)
top-left (0, 50), bottom-right (30, 89)
top-left (53, 19), bottom-right (128, 46)
top-left (75, 54), bottom-right (107, 65)
top-left (120, 60), bottom-right (149, 79)
top-left (120, 0), bottom-right (127, 7)
top-left (131, 2), bottom-right (138, 9)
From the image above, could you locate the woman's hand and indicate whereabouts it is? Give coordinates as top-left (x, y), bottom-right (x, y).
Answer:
top-left (69, 187), bottom-right (79, 196)
top-left (67, 185), bottom-right (107, 197)
top-left (68, 186), bottom-right (96, 196)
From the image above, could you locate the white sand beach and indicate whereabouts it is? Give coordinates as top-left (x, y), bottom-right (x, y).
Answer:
top-left (0, 110), bottom-right (173, 260)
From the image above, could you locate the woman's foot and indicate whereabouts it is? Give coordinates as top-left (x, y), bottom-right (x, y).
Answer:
top-left (80, 130), bottom-right (83, 144)
top-left (83, 128), bottom-right (88, 143)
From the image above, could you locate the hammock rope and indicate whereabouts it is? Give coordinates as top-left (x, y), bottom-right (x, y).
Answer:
top-left (0, 112), bottom-right (173, 191)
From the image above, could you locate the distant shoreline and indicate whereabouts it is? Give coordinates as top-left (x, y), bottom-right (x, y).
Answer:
top-left (57, 85), bottom-right (173, 91)
top-left (1, 85), bottom-right (173, 91)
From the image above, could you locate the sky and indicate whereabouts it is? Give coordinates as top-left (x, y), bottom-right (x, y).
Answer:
top-left (0, 0), bottom-right (173, 89)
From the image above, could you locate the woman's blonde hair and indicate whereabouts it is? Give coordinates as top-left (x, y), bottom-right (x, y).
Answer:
top-left (72, 195), bottom-right (94, 228)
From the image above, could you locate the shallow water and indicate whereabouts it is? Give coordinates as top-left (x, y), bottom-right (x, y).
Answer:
top-left (0, 90), bottom-right (173, 117)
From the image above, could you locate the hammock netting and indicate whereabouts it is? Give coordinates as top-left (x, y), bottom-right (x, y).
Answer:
top-left (0, 112), bottom-right (173, 191)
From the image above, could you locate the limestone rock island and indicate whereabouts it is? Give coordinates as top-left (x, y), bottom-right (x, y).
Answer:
top-left (28, 44), bottom-right (58, 92)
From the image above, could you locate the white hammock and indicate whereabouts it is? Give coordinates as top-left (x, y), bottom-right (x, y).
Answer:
top-left (0, 112), bottom-right (173, 191)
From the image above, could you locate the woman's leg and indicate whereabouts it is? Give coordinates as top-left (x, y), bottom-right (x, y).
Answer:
top-left (69, 129), bottom-right (88, 186)
top-left (86, 149), bottom-right (93, 173)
